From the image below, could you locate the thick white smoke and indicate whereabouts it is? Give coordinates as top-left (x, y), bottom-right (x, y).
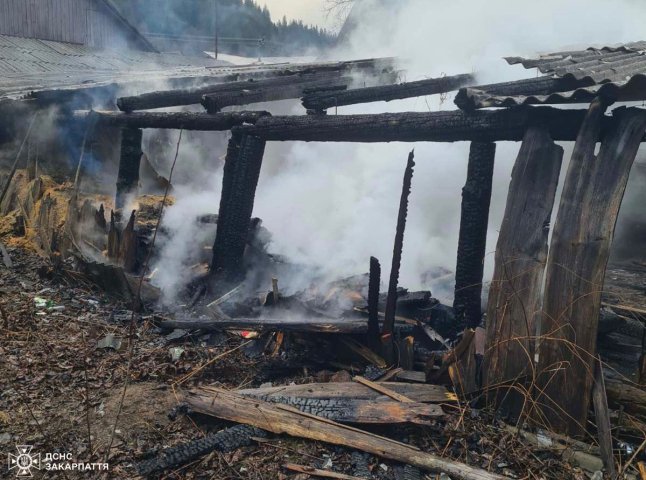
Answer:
top-left (151, 0), bottom-right (646, 304)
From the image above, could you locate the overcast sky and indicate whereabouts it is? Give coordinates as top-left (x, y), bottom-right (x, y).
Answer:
top-left (259, 0), bottom-right (339, 30)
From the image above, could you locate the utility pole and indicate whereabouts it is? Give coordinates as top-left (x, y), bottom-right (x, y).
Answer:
top-left (213, 0), bottom-right (219, 60)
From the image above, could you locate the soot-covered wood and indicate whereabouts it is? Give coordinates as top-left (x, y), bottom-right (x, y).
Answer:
top-left (210, 134), bottom-right (266, 276)
top-left (236, 107), bottom-right (638, 143)
top-left (116, 127), bottom-right (142, 210)
top-left (78, 110), bottom-right (270, 130)
top-left (453, 142), bottom-right (495, 330)
top-left (537, 104), bottom-right (646, 436)
top-left (484, 127), bottom-right (563, 417)
top-left (302, 73), bottom-right (474, 111)
top-left (118, 71), bottom-right (355, 111)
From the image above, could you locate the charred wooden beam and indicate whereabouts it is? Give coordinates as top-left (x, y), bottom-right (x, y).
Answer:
top-left (454, 76), bottom-right (591, 110)
top-left (183, 387), bottom-right (507, 480)
top-left (383, 151), bottom-right (415, 359)
top-left (453, 142), bottom-right (495, 330)
top-left (484, 127), bottom-right (563, 417)
top-left (237, 390), bottom-right (443, 425)
top-left (235, 381), bottom-right (455, 403)
top-left (367, 256), bottom-right (381, 345)
top-left (118, 71), bottom-right (357, 111)
top-left (156, 316), bottom-right (413, 334)
top-left (76, 110), bottom-right (270, 130)
top-left (235, 107), bottom-right (642, 143)
top-left (302, 73), bottom-right (474, 112)
top-left (202, 79), bottom-right (350, 113)
top-left (537, 104), bottom-right (646, 436)
top-left (210, 134), bottom-right (266, 276)
top-left (136, 425), bottom-right (267, 476)
top-left (116, 127), bottom-right (143, 210)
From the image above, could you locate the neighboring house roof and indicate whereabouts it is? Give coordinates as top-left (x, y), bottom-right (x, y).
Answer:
top-left (0, 34), bottom-right (382, 102)
top-left (99, 0), bottom-right (159, 52)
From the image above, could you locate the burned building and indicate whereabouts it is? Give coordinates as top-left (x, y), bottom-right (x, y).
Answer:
top-left (2, 4), bottom-right (646, 476)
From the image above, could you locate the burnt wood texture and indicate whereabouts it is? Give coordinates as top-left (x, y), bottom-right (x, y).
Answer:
top-left (236, 107), bottom-right (641, 143)
top-left (537, 104), bottom-right (646, 436)
top-left (210, 134), bottom-right (266, 276)
top-left (116, 127), bottom-right (142, 210)
top-left (80, 110), bottom-right (270, 130)
top-left (453, 142), bottom-right (496, 330)
top-left (302, 73), bottom-right (474, 112)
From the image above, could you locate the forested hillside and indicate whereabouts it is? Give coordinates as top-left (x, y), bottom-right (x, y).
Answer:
top-left (112, 0), bottom-right (335, 55)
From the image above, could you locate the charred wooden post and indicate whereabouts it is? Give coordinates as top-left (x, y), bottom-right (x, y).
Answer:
top-left (210, 133), bottom-right (266, 277)
top-left (77, 111), bottom-right (270, 130)
top-left (537, 104), bottom-right (646, 436)
top-left (383, 151), bottom-right (415, 364)
top-left (202, 80), bottom-right (350, 113)
top-left (484, 127), bottom-right (563, 417)
top-left (116, 127), bottom-right (143, 210)
top-left (236, 107), bottom-right (640, 143)
top-left (302, 73), bottom-right (474, 112)
top-left (368, 256), bottom-right (381, 347)
top-left (453, 142), bottom-right (495, 330)
top-left (119, 210), bottom-right (137, 273)
top-left (118, 71), bottom-right (354, 111)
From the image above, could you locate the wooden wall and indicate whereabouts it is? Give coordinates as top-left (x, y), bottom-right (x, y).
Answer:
top-left (0, 0), bottom-right (150, 50)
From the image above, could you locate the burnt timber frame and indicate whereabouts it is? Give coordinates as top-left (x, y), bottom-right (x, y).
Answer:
top-left (453, 142), bottom-right (495, 330)
top-left (302, 73), bottom-right (475, 113)
top-left (116, 127), bottom-right (143, 210)
top-left (210, 133), bottom-right (266, 278)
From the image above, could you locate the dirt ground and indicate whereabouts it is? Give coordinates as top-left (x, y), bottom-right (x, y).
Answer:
top-left (2, 245), bottom-right (612, 480)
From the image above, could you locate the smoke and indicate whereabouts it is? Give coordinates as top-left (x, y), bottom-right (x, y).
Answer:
top-left (149, 0), bottom-right (646, 304)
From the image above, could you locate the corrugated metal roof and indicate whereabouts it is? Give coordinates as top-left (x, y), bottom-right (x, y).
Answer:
top-left (505, 42), bottom-right (646, 83)
top-left (0, 34), bottom-right (393, 102)
top-left (457, 75), bottom-right (646, 109)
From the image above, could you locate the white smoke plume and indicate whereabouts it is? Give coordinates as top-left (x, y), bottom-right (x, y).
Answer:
top-left (151, 0), bottom-right (646, 304)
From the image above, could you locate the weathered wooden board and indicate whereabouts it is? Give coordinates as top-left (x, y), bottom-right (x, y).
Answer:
top-left (537, 104), bottom-right (646, 436)
top-left (183, 388), bottom-right (507, 480)
top-left (484, 126), bottom-right (563, 416)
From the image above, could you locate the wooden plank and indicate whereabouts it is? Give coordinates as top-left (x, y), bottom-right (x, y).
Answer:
top-left (235, 107), bottom-right (646, 143)
top-left (183, 388), bottom-right (507, 480)
top-left (115, 127), bottom-right (142, 210)
top-left (302, 73), bottom-right (474, 111)
top-left (234, 381), bottom-right (456, 403)
top-left (222, 385), bottom-right (443, 425)
top-left (484, 126), bottom-right (563, 417)
top-left (537, 103), bottom-right (646, 436)
top-left (353, 376), bottom-right (415, 403)
top-left (453, 141), bottom-right (495, 329)
top-left (591, 360), bottom-right (617, 478)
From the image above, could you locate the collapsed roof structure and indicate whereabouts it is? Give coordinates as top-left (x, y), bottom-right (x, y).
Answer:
top-left (3, 8), bottom-right (646, 473)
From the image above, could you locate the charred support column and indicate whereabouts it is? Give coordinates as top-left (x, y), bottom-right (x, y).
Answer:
top-left (211, 133), bottom-right (266, 277)
top-left (453, 142), bottom-right (496, 330)
top-left (116, 127), bottom-right (143, 210)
